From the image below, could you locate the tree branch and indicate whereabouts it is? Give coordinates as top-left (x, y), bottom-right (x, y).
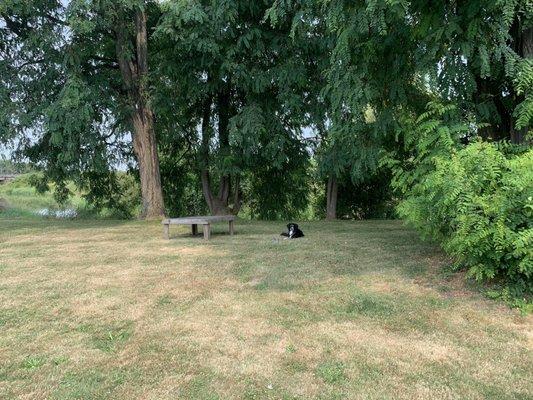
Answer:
top-left (16, 58), bottom-right (45, 71)
top-left (39, 13), bottom-right (67, 26)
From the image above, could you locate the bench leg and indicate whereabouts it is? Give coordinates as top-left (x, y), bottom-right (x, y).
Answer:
top-left (229, 220), bottom-right (234, 235)
top-left (192, 224), bottom-right (198, 236)
top-left (203, 224), bottom-right (211, 240)
top-left (163, 224), bottom-right (170, 240)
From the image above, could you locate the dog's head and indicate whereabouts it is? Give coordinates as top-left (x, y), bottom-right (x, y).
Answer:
top-left (287, 223), bottom-right (298, 235)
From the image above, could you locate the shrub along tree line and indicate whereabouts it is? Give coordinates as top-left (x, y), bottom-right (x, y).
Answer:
top-left (1, 1), bottom-right (531, 292)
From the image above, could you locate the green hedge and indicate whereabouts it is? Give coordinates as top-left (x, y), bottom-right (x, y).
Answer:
top-left (389, 103), bottom-right (532, 299)
top-left (398, 142), bottom-right (532, 292)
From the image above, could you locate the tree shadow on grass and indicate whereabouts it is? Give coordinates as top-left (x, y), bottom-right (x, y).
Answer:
top-left (224, 220), bottom-right (444, 293)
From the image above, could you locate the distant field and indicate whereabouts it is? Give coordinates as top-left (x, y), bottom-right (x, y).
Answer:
top-left (0, 174), bottom-right (85, 218)
top-left (1, 217), bottom-right (531, 399)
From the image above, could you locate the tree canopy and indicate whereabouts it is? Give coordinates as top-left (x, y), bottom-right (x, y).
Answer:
top-left (1, 0), bottom-right (531, 220)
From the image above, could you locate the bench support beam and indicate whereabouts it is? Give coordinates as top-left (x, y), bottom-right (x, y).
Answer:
top-left (203, 224), bottom-right (211, 240)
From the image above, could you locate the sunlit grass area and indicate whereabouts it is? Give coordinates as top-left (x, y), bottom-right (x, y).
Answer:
top-left (0, 218), bottom-right (531, 399)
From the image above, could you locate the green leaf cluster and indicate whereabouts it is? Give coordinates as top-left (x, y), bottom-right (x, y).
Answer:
top-left (391, 103), bottom-right (533, 295)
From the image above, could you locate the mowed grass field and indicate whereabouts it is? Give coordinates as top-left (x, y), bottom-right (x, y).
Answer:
top-left (0, 217), bottom-right (532, 399)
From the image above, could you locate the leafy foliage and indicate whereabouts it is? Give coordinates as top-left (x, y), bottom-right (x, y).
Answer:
top-left (243, 147), bottom-right (311, 220)
top-left (153, 0), bottom-right (323, 217)
top-left (0, 159), bottom-right (33, 174)
top-left (1, 0), bottom-right (531, 238)
top-left (0, 0), bottom-right (148, 211)
top-left (391, 104), bottom-right (532, 294)
top-left (336, 169), bottom-right (397, 220)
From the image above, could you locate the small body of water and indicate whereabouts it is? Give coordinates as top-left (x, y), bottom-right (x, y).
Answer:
top-left (35, 208), bottom-right (78, 219)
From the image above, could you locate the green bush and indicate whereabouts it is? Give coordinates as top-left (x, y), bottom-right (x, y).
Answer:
top-left (399, 142), bottom-right (532, 291)
top-left (391, 103), bottom-right (532, 295)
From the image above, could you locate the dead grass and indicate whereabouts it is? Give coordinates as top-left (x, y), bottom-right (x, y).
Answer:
top-left (0, 218), bottom-right (531, 399)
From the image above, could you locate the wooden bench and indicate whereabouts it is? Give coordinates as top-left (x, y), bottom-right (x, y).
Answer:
top-left (162, 215), bottom-right (235, 240)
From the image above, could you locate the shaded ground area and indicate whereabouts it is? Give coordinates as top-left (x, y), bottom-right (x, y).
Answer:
top-left (0, 218), bottom-right (531, 399)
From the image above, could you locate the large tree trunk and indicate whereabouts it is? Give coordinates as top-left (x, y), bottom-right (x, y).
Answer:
top-left (326, 175), bottom-right (338, 220)
top-left (200, 97), bottom-right (215, 213)
top-left (510, 25), bottom-right (532, 144)
top-left (131, 108), bottom-right (164, 218)
top-left (199, 102), bottom-right (232, 215)
top-left (215, 88), bottom-right (231, 208)
top-left (475, 77), bottom-right (510, 142)
top-left (115, 9), bottom-right (165, 218)
top-left (522, 27), bottom-right (533, 57)
top-left (199, 89), bottom-right (239, 216)
top-left (200, 170), bottom-right (234, 215)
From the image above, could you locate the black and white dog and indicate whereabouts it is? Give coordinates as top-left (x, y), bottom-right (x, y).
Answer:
top-left (281, 223), bottom-right (305, 239)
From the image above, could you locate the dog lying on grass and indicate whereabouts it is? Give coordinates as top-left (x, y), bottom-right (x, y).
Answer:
top-left (280, 223), bottom-right (305, 239)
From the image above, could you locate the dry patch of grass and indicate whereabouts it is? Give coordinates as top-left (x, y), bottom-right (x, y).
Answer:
top-left (0, 218), bottom-right (531, 399)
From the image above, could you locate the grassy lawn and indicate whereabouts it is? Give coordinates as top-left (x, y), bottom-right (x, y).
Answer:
top-left (0, 217), bottom-right (532, 399)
